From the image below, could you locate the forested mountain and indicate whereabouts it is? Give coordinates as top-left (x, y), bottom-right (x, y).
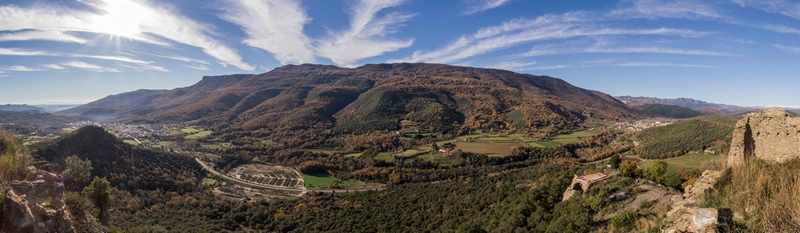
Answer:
top-left (56, 89), bottom-right (168, 117)
top-left (32, 125), bottom-right (202, 193)
top-left (633, 115), bottom-right (737, 159)
top-left (615, 96), bottom-right (752, 111)
top-left (86, 63), bottom-right (645, 147)
top-left (634, 104), bottom-right (703, 119)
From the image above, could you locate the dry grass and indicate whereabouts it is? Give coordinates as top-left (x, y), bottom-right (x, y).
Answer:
top-left (710, 158), bottom-right (800, 231)
top-left (0, 131), bottom-right (31, 201)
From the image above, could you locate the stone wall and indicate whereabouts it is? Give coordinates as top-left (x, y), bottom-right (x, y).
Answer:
top-left (728, 108), bottom-right (800, 166)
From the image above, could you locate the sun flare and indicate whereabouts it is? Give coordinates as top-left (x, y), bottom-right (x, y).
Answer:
top-left (89, 0), bottom-right (150, 38)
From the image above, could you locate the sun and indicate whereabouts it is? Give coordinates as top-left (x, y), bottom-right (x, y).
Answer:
top-left (89, 0), bottom-right (150, 38)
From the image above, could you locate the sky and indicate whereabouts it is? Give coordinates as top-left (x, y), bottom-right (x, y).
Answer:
top-left (1, 0), bottom-right (799, 107)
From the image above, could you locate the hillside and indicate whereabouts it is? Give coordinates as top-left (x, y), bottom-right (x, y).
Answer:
top-left (0, 104), bottom-right (47, 113)
top-left (33, 125), bottom-right (202, 193)
top-left (0, 111), bottom-right (89, 126)
top-left (95, 63), bottom-right (645, 147)
top-left (56, 89), bottom-right (168, 117)
top-left (634, 104), bottom-right (703, 119)
top-left (633, 114), bottom-right (737, 159)
top-left (615, 96), bottom-right (751, 111)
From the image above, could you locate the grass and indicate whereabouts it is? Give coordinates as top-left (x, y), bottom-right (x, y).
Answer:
top-left (530, 141), bottom-right (563, 147)
top-left (123, 140), bottom-right (138, 145)
top-left (301, 172), bottom-right (339, 190)
top-left (638, 153), bottom-right (725, 172)
top-left (478, 137), bottom-right (512, 141)
top-left (201, 178), bottom-right (217, 186)
top-left (180, 127), bottom-right (201, 134)
top-left (374, 152), bottom-right (393, 162)
top-left (185, 130), bottom-right (212, 140)
top-left (455, 142), bottom-right (526, 157)
top-left (707, 159), bottom-right (800, 231)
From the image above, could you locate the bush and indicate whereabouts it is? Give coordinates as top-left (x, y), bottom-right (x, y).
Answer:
top-left (608, 154), bottom-right (621, 169)
top-left (610, 211), bottom-right (638, 231)
top-left (620, 161), bottom-right (640, 178)
top-left (65, 192), bottom-right (88, 218)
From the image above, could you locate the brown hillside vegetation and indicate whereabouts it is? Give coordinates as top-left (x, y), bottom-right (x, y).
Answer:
top-left (106, 63), bottom-right (644, 148)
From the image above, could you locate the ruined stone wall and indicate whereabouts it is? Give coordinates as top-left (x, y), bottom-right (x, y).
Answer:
top-left (728, 108), bottom-right (800, 166)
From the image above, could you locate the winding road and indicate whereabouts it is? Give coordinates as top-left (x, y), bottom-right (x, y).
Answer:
top-left (194, 158), bottom-right (385, 194)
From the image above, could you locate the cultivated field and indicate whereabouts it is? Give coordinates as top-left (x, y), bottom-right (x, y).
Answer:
top-left (638, 153), bottom-right (725, 172)
top-left (454, 142), bottom-right (527, 157)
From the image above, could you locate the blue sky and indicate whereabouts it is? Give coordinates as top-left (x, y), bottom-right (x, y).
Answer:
top-left (1, 0), bottom-right (799, 107)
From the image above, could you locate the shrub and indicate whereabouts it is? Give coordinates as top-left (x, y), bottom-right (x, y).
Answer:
top-left (608, 154), bottom-right (621, 169)
top-left (620, 161), bottom-right (640, 178)
top-left (65, 192), bottom-right (88, 218)
top-left (610, 211), bottom-right (638, 231)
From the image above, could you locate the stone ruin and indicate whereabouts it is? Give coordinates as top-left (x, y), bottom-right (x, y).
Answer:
top-left (728, 108), bottom-right (800, 166)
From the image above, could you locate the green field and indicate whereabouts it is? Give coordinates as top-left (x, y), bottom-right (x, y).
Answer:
top-left (202, 178), bottom-right (217, 186)
top-left (455, 142), bottom-right (526, 156)
top-left (374, 152), bottom-right (393, 162)
top-left (530, 141), bottom-right (563, 147)
top-left (123, 140), bottom-right (138, 145)
top-left (638, 153), bottom-right (725, 172)
top-left (181, 127), bottom-right (201, 134)
top-left (478, 137), bottom-right (512, 141)
top-left (302, 172), bottom-right (341, 190)
top-left (185, 130), bottom-right (212, 140)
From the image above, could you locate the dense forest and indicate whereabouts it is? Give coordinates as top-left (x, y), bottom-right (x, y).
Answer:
top-left (634, 115), bottom-right (737, 159)
top-left (634, 104), bottom-right (702, 119)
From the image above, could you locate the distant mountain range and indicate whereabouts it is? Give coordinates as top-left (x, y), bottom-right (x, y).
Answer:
top-left (56, 89), bottom-right (168, 117)
top-left (0, 104), bottom-right (48, 113)
top-left (614, 96), bottom-right (755, 112)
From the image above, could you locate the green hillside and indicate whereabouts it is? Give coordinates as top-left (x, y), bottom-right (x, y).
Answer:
top-left (634, 114), bottom-right (737, 159)
top-left (33, 125), bottom-right (202, 193)
top-left (635, 104), bottom-right (702, 119)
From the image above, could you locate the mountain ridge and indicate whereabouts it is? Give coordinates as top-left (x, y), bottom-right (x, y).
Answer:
top-left (615, 96), bottom-right (753, 111)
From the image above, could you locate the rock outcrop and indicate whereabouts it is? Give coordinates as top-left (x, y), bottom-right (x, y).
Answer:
top-left (662, 170), bottom-right (722, 233)
top-left (1, 168), bottom-right (105, 233)
top-left (728, 108), bottom-right (800, 166)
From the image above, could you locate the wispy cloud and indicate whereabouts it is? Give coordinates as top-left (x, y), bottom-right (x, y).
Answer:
top-left (134, 52), bottom-right (210, 65)
top-left (484, 61), bottom-right (571, 71)
top-left (1, 66), bottom-right (45, 71)
top-left (316, 0), bottom-right (415, 67)
top-left (41, 64), bottom-right (66, 69)
top-left (0, 47), bottom-right (54, 56)
top-left (69, 54), bottom-right (152, 64)
top-left (616, 62), bottom-right (712, 68)
top-left (391, 10), bottom-right (710, 64)
top-left (221, 0), bottom-right (316, 64)
top-left (516, 40), bottom-right (732, 57)
top-left (0, 30), bottom-right (87, 43)
top-left (184, 64), bottom-right (210, 71)
top-left (773, 44), bottom-right (800, 54)
top-left (463, 0), bottom-right (511, 15)
top-left (733, 0), bottom-right (800, 20)
top-left (62, 61), bottom-right (120, 72)
top-left (609, 0), bottom-right (722, 19)
top-left (0, 0), bottom-right (253, 70)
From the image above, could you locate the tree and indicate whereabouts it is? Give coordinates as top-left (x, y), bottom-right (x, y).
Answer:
top-left (642, 161), bottom-right (668, 182)
top-left (608, 154), bottom-right (621, 169)
top-left (431, 142), bottom-right (439, 151)
top-left (64, 155), bottom-right (93, 185)
top-left (82, 177), bottom-right (113, 224)
top-left (620, 161), bottom-right (640, 178)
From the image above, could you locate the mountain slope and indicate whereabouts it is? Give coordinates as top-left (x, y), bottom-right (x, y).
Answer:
top-left (634, 114), bottom-right (737, 159)
top-left (634, 104), bottom-right (703, 119)
top-left (56, 89), bottom-right (168, 116)
top-left (0, 111), bottom-right (89, 125)
top-left (615, 96), bottom-right (751, 111)
top-left (0, 104), bottom-right (47, 113)
top-left (33, 125), bottom-right (202, 192)
top-left (103, 63), bottom-right (644, 147)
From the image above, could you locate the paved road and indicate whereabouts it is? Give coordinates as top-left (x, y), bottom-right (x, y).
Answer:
top-left (194, 158), bottom-right (385, 194)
